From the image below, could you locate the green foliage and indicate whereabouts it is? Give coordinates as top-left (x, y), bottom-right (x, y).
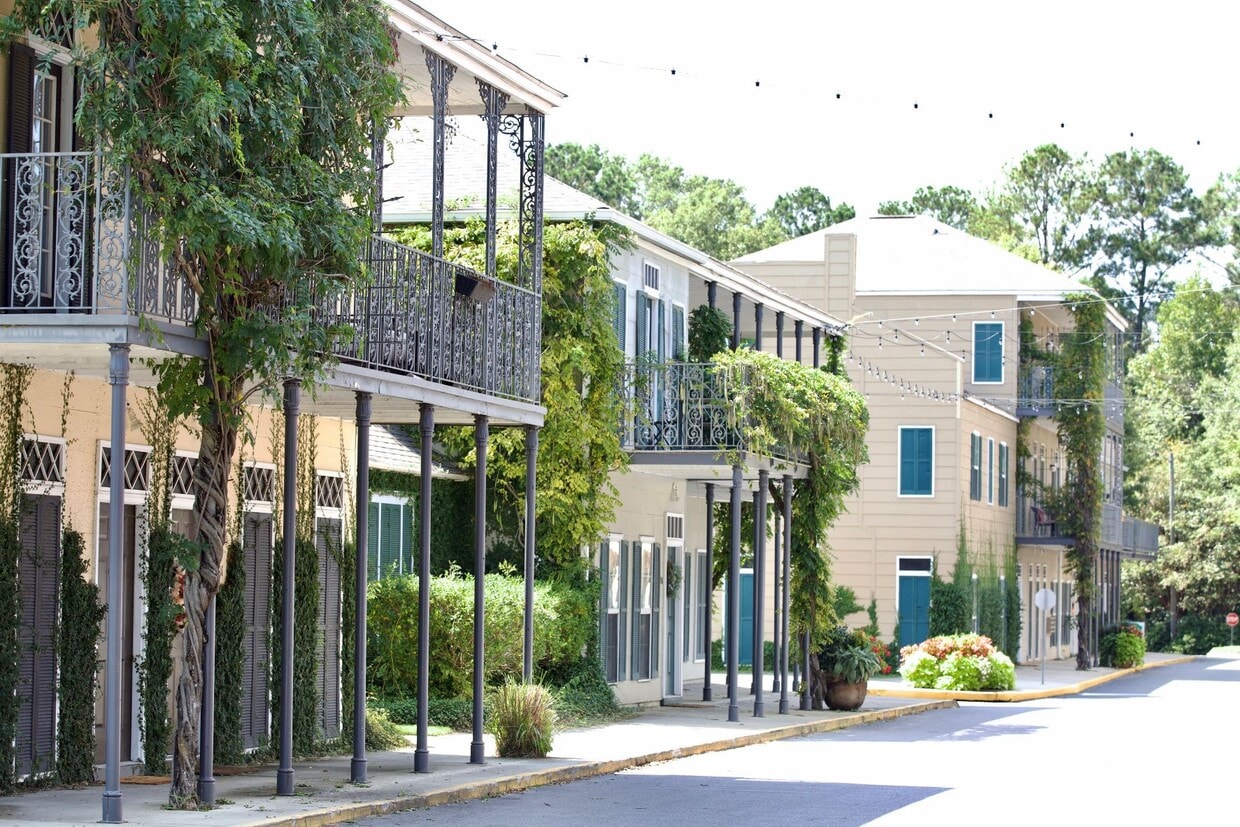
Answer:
top-left (213, 541), bottom-right (246, 765)
top-left (765, 186), bottom-right (854, 237)
top-left (832, 586), bottom-right (864, 620)
top-left (688, 305), bottom-right (732, 363)
top-left (375, 697), bottom-right (475, 732)
top-left (983, 144), bottom-right (1094, 269)
top-left (368, 468), bottom-right (474, 574)
top-left (929, 576), bottom-right (969, 637)
top-left (548, 656), bottom-right (620, 727)
top-left (877, 185), bottom-right (978, 231)
top-left (489, 680), bottom-right (555, 758)
top-left (1051, 295), bottom-right (1108, 668)
top-left (898, 635), bottom-right (1015, 691)
top-left (57, 529), bottom-right (104, 785)
top-left (367, 570), bottom-right (594, 699)
top-left (1099, 624), bottom-right (1146, 668)
top-left (361, 707), bottom-right (406, 752)
top-left (0, 363), bottom-right (31, 792)
top-left (817, 627), bottom-right (883, 684)
top-left (393, 219), bottom-right (628, 581)
top-left (709, 347), bottom-right (868, 649)
top-left (270, 534), bottom-right (321, 757)
top-left (1145, 613), bottom-right (1233, 655)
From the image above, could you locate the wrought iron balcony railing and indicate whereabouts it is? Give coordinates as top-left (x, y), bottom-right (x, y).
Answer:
top-left (1017, 363), bottom-right (1054, 413)
top-left (619, 360), bottom-right (798, 463)
top-left (0, 151), bottom-right (541, 405)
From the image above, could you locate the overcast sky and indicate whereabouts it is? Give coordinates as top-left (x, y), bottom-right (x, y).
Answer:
top-left (424, 1), bottom-right (1238, 216)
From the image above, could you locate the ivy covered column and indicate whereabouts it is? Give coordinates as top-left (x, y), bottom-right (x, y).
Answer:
top-left (795, 320), bottom-right (803, 363)
top-left (102, 343), bottom-right (130, 824)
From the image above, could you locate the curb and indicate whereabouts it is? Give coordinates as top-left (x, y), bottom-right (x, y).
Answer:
top-left (241, 699), bottom-right (955, 827)
top-left (868, 654), bottom-right (1197, 703)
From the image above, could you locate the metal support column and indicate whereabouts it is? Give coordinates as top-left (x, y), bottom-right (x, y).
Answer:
top-left (702, 483), bottom-right (715, 701)
top-left (727, 467), bottom-right (742, 723)
top-left (424, 48), bottom-right (456, 258)
top-left (276, 378), bottom-right (300, 796)
top-left (351, 392), bottom-right (372, 783)
top-left (795, 320), bottom-right (803, 363)
top-left (780, 475), bottom-right (792, 713)
top-left (415, 404), bottom-right (434, 773)
top-left (731, 292), bottom-right (742, 350)
top-left (753, 469), bottom-right (768, 717)
top-left (753, 303), bottom-right (764, 352)
top-left (102, 343), bottom-right (129, 823)
top-left (198, 595), bottom-right (216, 805)
top-left (775, 311), bottom-right (784, 358)
top-left (707, 281), bottom-right (717, 310)
top-left (523, 426), bottom-right (538, 682)
top-left (771, 505), bottom-right (781, 696)
top-left (812, 327), bottom-right (822, 368)
top-left (471, 416), bottom-right (489, 764)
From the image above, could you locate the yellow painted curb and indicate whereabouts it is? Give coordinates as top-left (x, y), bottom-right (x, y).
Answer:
top-left (239, 699), bottom-right (955, 827)
top-left (868, 655), bottom-right (1197, 703)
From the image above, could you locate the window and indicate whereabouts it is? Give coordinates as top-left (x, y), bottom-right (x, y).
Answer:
top-left (987, 438), bottom-right (995, 504)
top-left (634, 540), bottom-right (654, 681)
top-left (898, 426), bottom-right (933, 496)
top-left (642, 261), bottom-right (660, 293)
top-left (694, 549), bottom-right (708, 660)
top-left (603, 539), bottom-right (622, 683)
top-left (613, 281), bottom-right (626, 355)
top-left (973, 322), bottom-right (1004, 383)
top-left (998, 443), bottom-right (1010, 507)
top-left (970, 432), bottom-right (983, 501)
top-left (367, 496), bottom-right (413, 581)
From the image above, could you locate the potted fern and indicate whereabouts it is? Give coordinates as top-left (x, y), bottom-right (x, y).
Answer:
top-left (817, 627), bottom-right (883, 711)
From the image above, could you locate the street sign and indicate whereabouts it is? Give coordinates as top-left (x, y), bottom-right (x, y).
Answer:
top-left (1227, 612), bottom-right (1239, 627)
top-left (1034, 588), bottom-right (1057, 612)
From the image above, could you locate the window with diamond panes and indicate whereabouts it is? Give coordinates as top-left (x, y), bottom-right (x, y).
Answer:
top-left (21, 439), bottom-right (63, 484)
top-left (172, 455), bottom-right (197, 497)
top-left (243, 466), bottom-right (275, 503)
top-left (316, 474), bottom-right (345, 510)
top-left (99, 447), bottom-right (150, 491)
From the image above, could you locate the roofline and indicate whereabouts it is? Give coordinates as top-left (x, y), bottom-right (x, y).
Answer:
top-left (384, 206), bottom-right (847, 334)
top-left (384, 0), bottom-right (566, 113)
top-left (962, 393), bottom-right (1020, 424)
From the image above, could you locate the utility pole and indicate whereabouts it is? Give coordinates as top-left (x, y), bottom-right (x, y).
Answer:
top-left (1169, 452), bottom-right (1177, 641)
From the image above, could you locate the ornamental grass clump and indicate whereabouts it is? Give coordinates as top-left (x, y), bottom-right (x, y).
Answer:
top-left (489, 680), bottom-right (556, 758)
top-left (899, 634), bottom-right (1015, 691)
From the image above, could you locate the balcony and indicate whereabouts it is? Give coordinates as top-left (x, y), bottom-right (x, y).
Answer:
top-left (619, 360), bottom-right (803, 473)
top-left (0, 151), bottom-right (541, 414)
top-left (1016, 488), bottom-right (1066, 543)
top-left (1122, 517), bottom-right (1160, 559)
top-left (1017, 363), bottom-right (1054, 417)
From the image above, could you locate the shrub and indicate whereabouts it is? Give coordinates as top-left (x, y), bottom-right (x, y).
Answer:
top-left (547, 656), bottom-right (619, 727)
top-left (899, 634), bottom-right (1015, 691)
top-left (489, 680), bottom-right (555, 758)
top-left (367, 569), bottom-right (593, 699)
top-left (365, 707), bottom-right (408, 751)
top-left (1100, 624), bottom-right (1146, 668)
top-left (928, 577), bottom-right (969, 638)
top-left (374, 697), bottom-right (474, 732)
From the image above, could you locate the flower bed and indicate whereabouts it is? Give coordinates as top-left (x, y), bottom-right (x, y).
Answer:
top-left (899, 633), bottom-right (1016, 691)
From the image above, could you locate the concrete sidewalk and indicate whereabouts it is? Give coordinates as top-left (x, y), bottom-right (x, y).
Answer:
top-left (0, 653), bottom-right (1193, 827)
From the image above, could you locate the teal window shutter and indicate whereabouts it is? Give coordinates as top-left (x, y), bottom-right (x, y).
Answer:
top-left (973, 322), bottom-right (1004, 383)
top-left (672, 305), bottom-right (685, 360)
top-left (618, 540), bottom-right (628, 681)
top-left (987, 440), bottom-right (995, 503)
top-left (970, 434), bottom-right (982, 500)
top-left (998, 444), bottom-right (1010, 507)
top-left (631, 542), bottom-right (642, 678)
top-left (657, 299), bottom-right (666, 362)
top-left (366, 501), bottom-right (380, 581)
top-left (636, 293), bottom-right (650, 356)
top-left (899, 427), bottom-right (932, 495)
top-left (613, 282), bottom-right (626, 355)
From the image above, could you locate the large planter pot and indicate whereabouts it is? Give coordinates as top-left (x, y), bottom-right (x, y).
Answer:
top-left (824, 678), bottom-right (868, 711)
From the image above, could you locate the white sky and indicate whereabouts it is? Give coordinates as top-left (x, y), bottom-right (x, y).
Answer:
top-left (425, 1), bottom-right (1238, 216)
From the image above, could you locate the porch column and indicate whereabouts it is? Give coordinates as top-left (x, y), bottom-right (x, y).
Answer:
top-left (198, 594), bottom-right (216, 805)
top-left (731, 291), bottom-right (742, 350)
top-left (727, 467), bottom-right (742, 723)
top-left (753, 303), bottom-right (764, 352)
top-left (351, 392), bottom-right (373, 783)
top-left (753, 469), bottom-right (768, 718)
top-left (795, 320), bottom-right (803, 363)
top-left (780, 474), bottom-right (793, 714)
top-left (523, 425), bottom-right (538, 682)
top-left (775, 312), bottom-right (785, 358)
top-left (424, 48), bottom-right (456, 258)
top-left (415, 403), bottom-right (434, 773)
top-left (471, 415), bottom-right (490, 764)
top-left (750, 488), bottom-right (760, 696)
top-left (702, 483), bottom-right (715, 701)
top-left (707, 281), bottom-right (717, 310)
top-left (771, 501), bottom-right (781, 696)
top-left (812, 327), bottom-right (822, 368)
top-left (276, 378), bottom-right (300, 796)
top-left (102, 343), bottom-right (129, 824)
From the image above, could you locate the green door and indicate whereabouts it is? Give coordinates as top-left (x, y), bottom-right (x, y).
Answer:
top-left (898, 575), bottom-right (931, 646)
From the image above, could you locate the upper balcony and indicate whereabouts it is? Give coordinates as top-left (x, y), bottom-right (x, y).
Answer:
top-left (619, 360), bottom-right (807, 479)
top-left (0, 150), bottom-right (541, 423)
top-left (1122, 516), bottom-right (1160, 560)
top-left (1017, 361), bottom-right (1123, 428)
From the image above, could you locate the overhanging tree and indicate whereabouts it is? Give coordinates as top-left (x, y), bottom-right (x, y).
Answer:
top-left (2, 0), bottom-right (401, 806)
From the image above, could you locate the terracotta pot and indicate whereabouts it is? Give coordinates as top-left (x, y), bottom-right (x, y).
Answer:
top-left (824, 678), bottom-right (868, 711)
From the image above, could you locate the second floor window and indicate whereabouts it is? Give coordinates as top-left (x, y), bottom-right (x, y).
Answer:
top-left (973, 322), bottom-right (1004, 383)
top-left (899, 426), bottom-right (933, 496)
top-left (970, 432), bottom-right (983, 500)
top-left (998, 442), bottom-right (1010, 507)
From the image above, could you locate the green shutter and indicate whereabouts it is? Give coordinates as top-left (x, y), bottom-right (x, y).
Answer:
top-left (402, 501), bottom-right (414, 575)
top-left (614, 283), bottom-right (626, 354)
top-left (652, 544), bottom-right (661, 677)
top-left (657, 300), bottom-right (666, 363)
top-left (899, 429), bottom-right (915, 494)
top-left (617, 541), bottom-right (628, 681)
top-left (672, 306), bottom-right (685, 360)
top-left (631, 542), bottom-right (642, 678)
top-left (970, 435), bottom-right (981, 500)
top-left (636, 293), bottom-right (649, 356)
top-left (366, 501), bottom-right (380, 582)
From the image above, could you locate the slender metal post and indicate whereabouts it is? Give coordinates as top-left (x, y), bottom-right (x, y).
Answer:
top-left (750, 492), bottom-right (759, 697)
top-left (276, 378), bottom-right (299, 796)
top-left (727, 467), bottom-right (742, 722)
top-left (753, 303), bottom-right (764, 352)
top-left (771, 505), bottom-right (781, 696)
top-left (702, 483), bottom-right (714, 701)
top-left (471, 416), bottom-right (489, 763)
top-left (102, 343), bottom-right (129, 823)
top-left (197, 595), bottom-right (216, 805)
top-left (779, 475), bottom-right (792, 713)
top-left (731, 292), bottom-right (742, 350)
top-left (795, 320), bottom-right (804, 363)
top-left (775, 312), bottom-right (785, 359)
top-left (424, 48), bottom-right (456, 258)
top-left (707, 281), bottom-right (717, 310)
top-left (753, 469), bottom-right (768, 717)
top-left (812, 327), bottom-right (822, 368)
top-left (415, 404), bottom-right (434, 773)
top-left (351, 392), bottom-right (372, 783)
top-left (523, 426), bottom-right (538, 682)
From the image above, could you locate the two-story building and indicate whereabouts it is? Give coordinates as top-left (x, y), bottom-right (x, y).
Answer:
top-left (0, 0), bottom-right (560, 815)
top-left (734, 215), bottom-right (1159, 662)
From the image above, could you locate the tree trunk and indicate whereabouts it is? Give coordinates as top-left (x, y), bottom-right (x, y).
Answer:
top-left (169, 395), bottom-right (238, 807)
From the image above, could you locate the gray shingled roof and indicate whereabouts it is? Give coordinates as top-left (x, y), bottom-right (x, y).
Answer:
top-left (369, 424), bottom-right (467, 480)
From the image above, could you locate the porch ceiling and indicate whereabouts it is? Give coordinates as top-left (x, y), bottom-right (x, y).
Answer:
top-left (627, 450), bottom-right (809, 488)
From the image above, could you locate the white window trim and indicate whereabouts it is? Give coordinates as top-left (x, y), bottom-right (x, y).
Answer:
top-left (20, 433), bottom-right (66, 497)
top-left (896, 425), bottom-right (935, 499)
top-left (895, 556), bottom-right (934, 625)
top-left (641, 260), bottom-right (661, 298)
top-left (972, 320), bottom-right (1005, 384)
top-left (241, 460), bottom-right (277, 514)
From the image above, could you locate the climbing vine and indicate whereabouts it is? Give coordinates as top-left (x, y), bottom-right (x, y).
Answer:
top-left (56, 528), bottom-right (104, 784)
top-left (0, 364), bottom-right (31, 792)
top-left (213, 540), bottom-right (245, 765)
top-left (1051, 294), bottom-right (1107, 669)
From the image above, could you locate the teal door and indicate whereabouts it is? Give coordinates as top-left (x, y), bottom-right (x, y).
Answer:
top-left (898, 575), bottom-right (931, 646)
top-left (740, 570), bottom-right (754, 665)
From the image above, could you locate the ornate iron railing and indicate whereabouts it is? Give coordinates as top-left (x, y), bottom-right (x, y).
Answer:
top-left (619, 360), bottom-right (797, 462)
top-left (1017, 362), bottom-right (1054, 411)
